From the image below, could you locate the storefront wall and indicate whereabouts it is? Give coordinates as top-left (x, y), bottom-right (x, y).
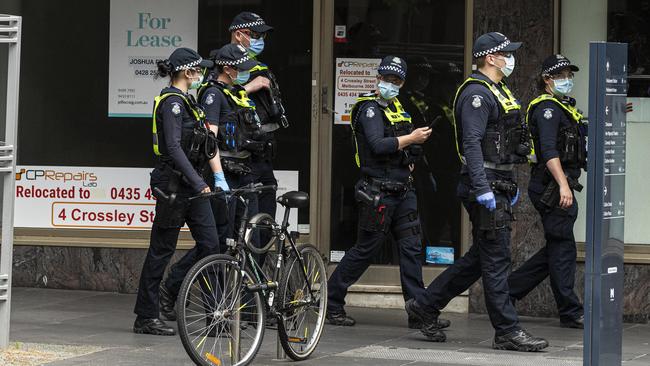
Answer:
top-left (2, 0), bottom-right (649, 322)
top-left (468, 0), bottom-right (650, 323)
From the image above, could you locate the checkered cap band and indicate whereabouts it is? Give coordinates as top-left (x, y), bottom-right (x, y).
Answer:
top-left (378, 65), bottom-right (406, 78)
top-left (174, 58), bottom-right (203, 71)
top-left (473, 39), bottom-right (511, 58)
top-left (543, 60), bottom-right (571, 75)
top-left (229, 20), bottom-right (266, 32)
top-left (215, 54), bottom-right (251, 66)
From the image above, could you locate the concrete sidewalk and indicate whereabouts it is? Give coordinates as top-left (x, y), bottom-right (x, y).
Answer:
top-left (6, 288), bottom-right (650, 365)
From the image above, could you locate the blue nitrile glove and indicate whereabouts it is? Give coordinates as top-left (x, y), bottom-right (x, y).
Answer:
top-left (477, 191), bottom-right (496, 211)
top-left (214, 172), bottom-right (230, 192)
top-left (511, 188), bottom-right (520, 206)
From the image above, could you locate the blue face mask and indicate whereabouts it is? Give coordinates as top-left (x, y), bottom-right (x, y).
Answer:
top-left (247, 37), bottom-right (265, 56)
top-left (234, 70), bottom-right (250, 85)
top-left (499, 55), bottom-right (516, 77)
top-left (552, 78), bottom-right (574, 96)
top-left (190, 74), bottom-right (204, 90)
top-left (378, 80), bottom-right (400, 100)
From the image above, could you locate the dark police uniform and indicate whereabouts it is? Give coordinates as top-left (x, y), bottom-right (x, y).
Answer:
top-left (229, 12), bottom-right (284, 256)
top-left (406, 33), bottom-right (548, 351)
top-left (198, 44), bottom-right (262, 245)
top-left (327, 56), bottom-right (426, 325)
top-left (134, 48), bottom-right (218, 335)
top-left (508, 55), bottom-right (586, 328)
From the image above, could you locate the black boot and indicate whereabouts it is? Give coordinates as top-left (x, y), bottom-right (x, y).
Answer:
top-left (326, 309), bottom-right (356, 326)
top-left (493, 329), bottom-right (549, 352)
top-left (133, 318), bottom-right (176, 336)
top-left (159, 283), bottom-right (177, 321)
top-left (560, 314), bottom-right (584, 329)
top-left (404, 299), bottom-right (446, 342)
top-left (408, 315), bottom-right (450, 330)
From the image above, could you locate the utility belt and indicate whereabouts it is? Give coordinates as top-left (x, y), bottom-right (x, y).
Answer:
top-left (474, 180), bottom-right (518, 241)
top-left (243, 138), bottom-right (276, 159)
top-left (539, 174), bottom-right (583, 209)
top-left (355, 176), bottom-right (411, 208)
top-left (354, 177), bottom-right (411, 234)
top-left (490, 180), bottom-right (518, 198)
top-left (221, 157), bottom-right (253, 176)
top-left (152, 163), bottom-right (190, 229)
top-left (363, 176), bottom-right (411, 196)
top-left (483, 162), bottom-right (515, 171)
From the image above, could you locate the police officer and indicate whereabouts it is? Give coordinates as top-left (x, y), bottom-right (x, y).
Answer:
top-left (156, 44), bottom-right (270, 321)
top-left (229, 12), bottom-right (284, 257)
top-left (508, 54), bottom-right (586, 329)
top-left (405, 32), bottom-right (549, 351)
top-left (134, 48), bottom-right (221, 335)
top-left (326, 56), bottom-right (431, 326)
top-left (199, 44), bottom-right (268, 240)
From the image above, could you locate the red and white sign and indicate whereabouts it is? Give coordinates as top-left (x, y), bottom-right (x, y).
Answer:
top-left (334, 57), bottom-right (381, 125)
top-left (15, 166), bottom-right (299, 230)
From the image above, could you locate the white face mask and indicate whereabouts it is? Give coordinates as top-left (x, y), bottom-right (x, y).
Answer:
top-left (495, 54), bottom-right (515, 77)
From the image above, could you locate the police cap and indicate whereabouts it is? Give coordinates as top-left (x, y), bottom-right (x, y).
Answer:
top-left (472, 32), bottom-right (522, 58)
top-left (168, 47), bottom-right (213, 72)
top-left (212, 44), bottom-right (257, 71)
top-left (378, 56), bottom-right (407, 80)
top-left (228, 12), bottom-right (273, 33)
top-left (541, 54), bottom-right (579, 75)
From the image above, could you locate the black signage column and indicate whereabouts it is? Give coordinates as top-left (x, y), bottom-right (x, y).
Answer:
top-left (584, 42), bottom-right (627, 366)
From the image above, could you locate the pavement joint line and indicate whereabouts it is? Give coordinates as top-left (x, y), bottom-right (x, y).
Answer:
top-left (629, 353), bottom-right (648, 360)
top-left (336, 345), bottom-right (584, 365)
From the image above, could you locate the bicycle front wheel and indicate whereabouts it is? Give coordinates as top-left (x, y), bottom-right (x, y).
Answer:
top-left (276, 243), bottom-right (328, 360)
top-left (177, 254), bottom-right (266, 366)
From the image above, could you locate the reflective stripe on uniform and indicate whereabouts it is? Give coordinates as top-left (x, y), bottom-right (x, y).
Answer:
top-left (151, 93), bottom-right (205, 156)
top-left (349, 95), bottom-right (412, 167)
top-left (450, 77), bottom-right (521, 163)
top-left (525, 93), bottom-right (584, 164)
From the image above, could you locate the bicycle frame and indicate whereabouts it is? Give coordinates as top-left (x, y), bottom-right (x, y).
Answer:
top-left (226, 193), bottom-right (315, 317)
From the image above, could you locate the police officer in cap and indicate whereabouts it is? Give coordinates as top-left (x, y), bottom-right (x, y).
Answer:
top-left (156, 44), bottom-right (270, 321)
top-left (326, 56), bottom-right (432, 326)
top-left (405, 32), bottom-right (549, 351)
top-left (134, 47), bottom-right (221, 336)
top-left (200, 44), bottom-right (268, 241)
top-left (508, 54), bottom-right (586, 329)
top-left (230, 12), bottom-right (285, 258)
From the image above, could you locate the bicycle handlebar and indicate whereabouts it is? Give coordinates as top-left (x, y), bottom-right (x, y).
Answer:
top-left (153, 183), bottom-right (278, 204)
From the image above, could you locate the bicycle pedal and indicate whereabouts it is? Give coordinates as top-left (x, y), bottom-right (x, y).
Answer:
top-left (287, 336), bottom-right (308, 344)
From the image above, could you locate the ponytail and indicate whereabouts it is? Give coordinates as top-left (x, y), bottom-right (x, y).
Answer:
top-left (155, 59), bottom-right (174, 80)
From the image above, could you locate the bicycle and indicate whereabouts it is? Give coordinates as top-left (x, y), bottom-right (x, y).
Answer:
top-left (157, 183), bottom-right (328, 366)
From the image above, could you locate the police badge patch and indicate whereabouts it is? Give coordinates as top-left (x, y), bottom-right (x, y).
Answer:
top-left (205, 94), bottom-right (214, 105)
top-left (171, 102), bottom-right (182, 115)
top-left (366, 107), bottom-right (376, 118)
top-left (543, 108), bottom-right (553, 119)
top-left (471, 95), bottom-right (482, 108)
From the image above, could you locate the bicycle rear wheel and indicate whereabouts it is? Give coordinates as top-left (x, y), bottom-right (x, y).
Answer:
top-left (276, 243), bottom-right (328, 360)
top-left (177, 254), bottom-right (265, 366)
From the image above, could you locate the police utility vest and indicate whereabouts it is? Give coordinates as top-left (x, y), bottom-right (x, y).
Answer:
top-left (152, 92), bottom-right (217, 171)
top-left (198, 81), bottom-right (264, 160)
top-left (452, 77), bottom-right (530, 165)
top-left (247, 63), bottom-right (288, 132)
top-left (526, 94), bottom-right (587, 169)
top-left (350, 94), bottom-right (417, 170)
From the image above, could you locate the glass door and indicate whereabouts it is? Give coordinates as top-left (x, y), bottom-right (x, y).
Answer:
top-left (328, 0), bottom-right (466, 267)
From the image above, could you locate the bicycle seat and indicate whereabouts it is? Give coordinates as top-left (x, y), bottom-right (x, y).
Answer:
top-left (277, 191), bottom-right (309, 208)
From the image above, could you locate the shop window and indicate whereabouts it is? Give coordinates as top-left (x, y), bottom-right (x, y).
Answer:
top-left (329, 0), bottom-right (466, 265)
